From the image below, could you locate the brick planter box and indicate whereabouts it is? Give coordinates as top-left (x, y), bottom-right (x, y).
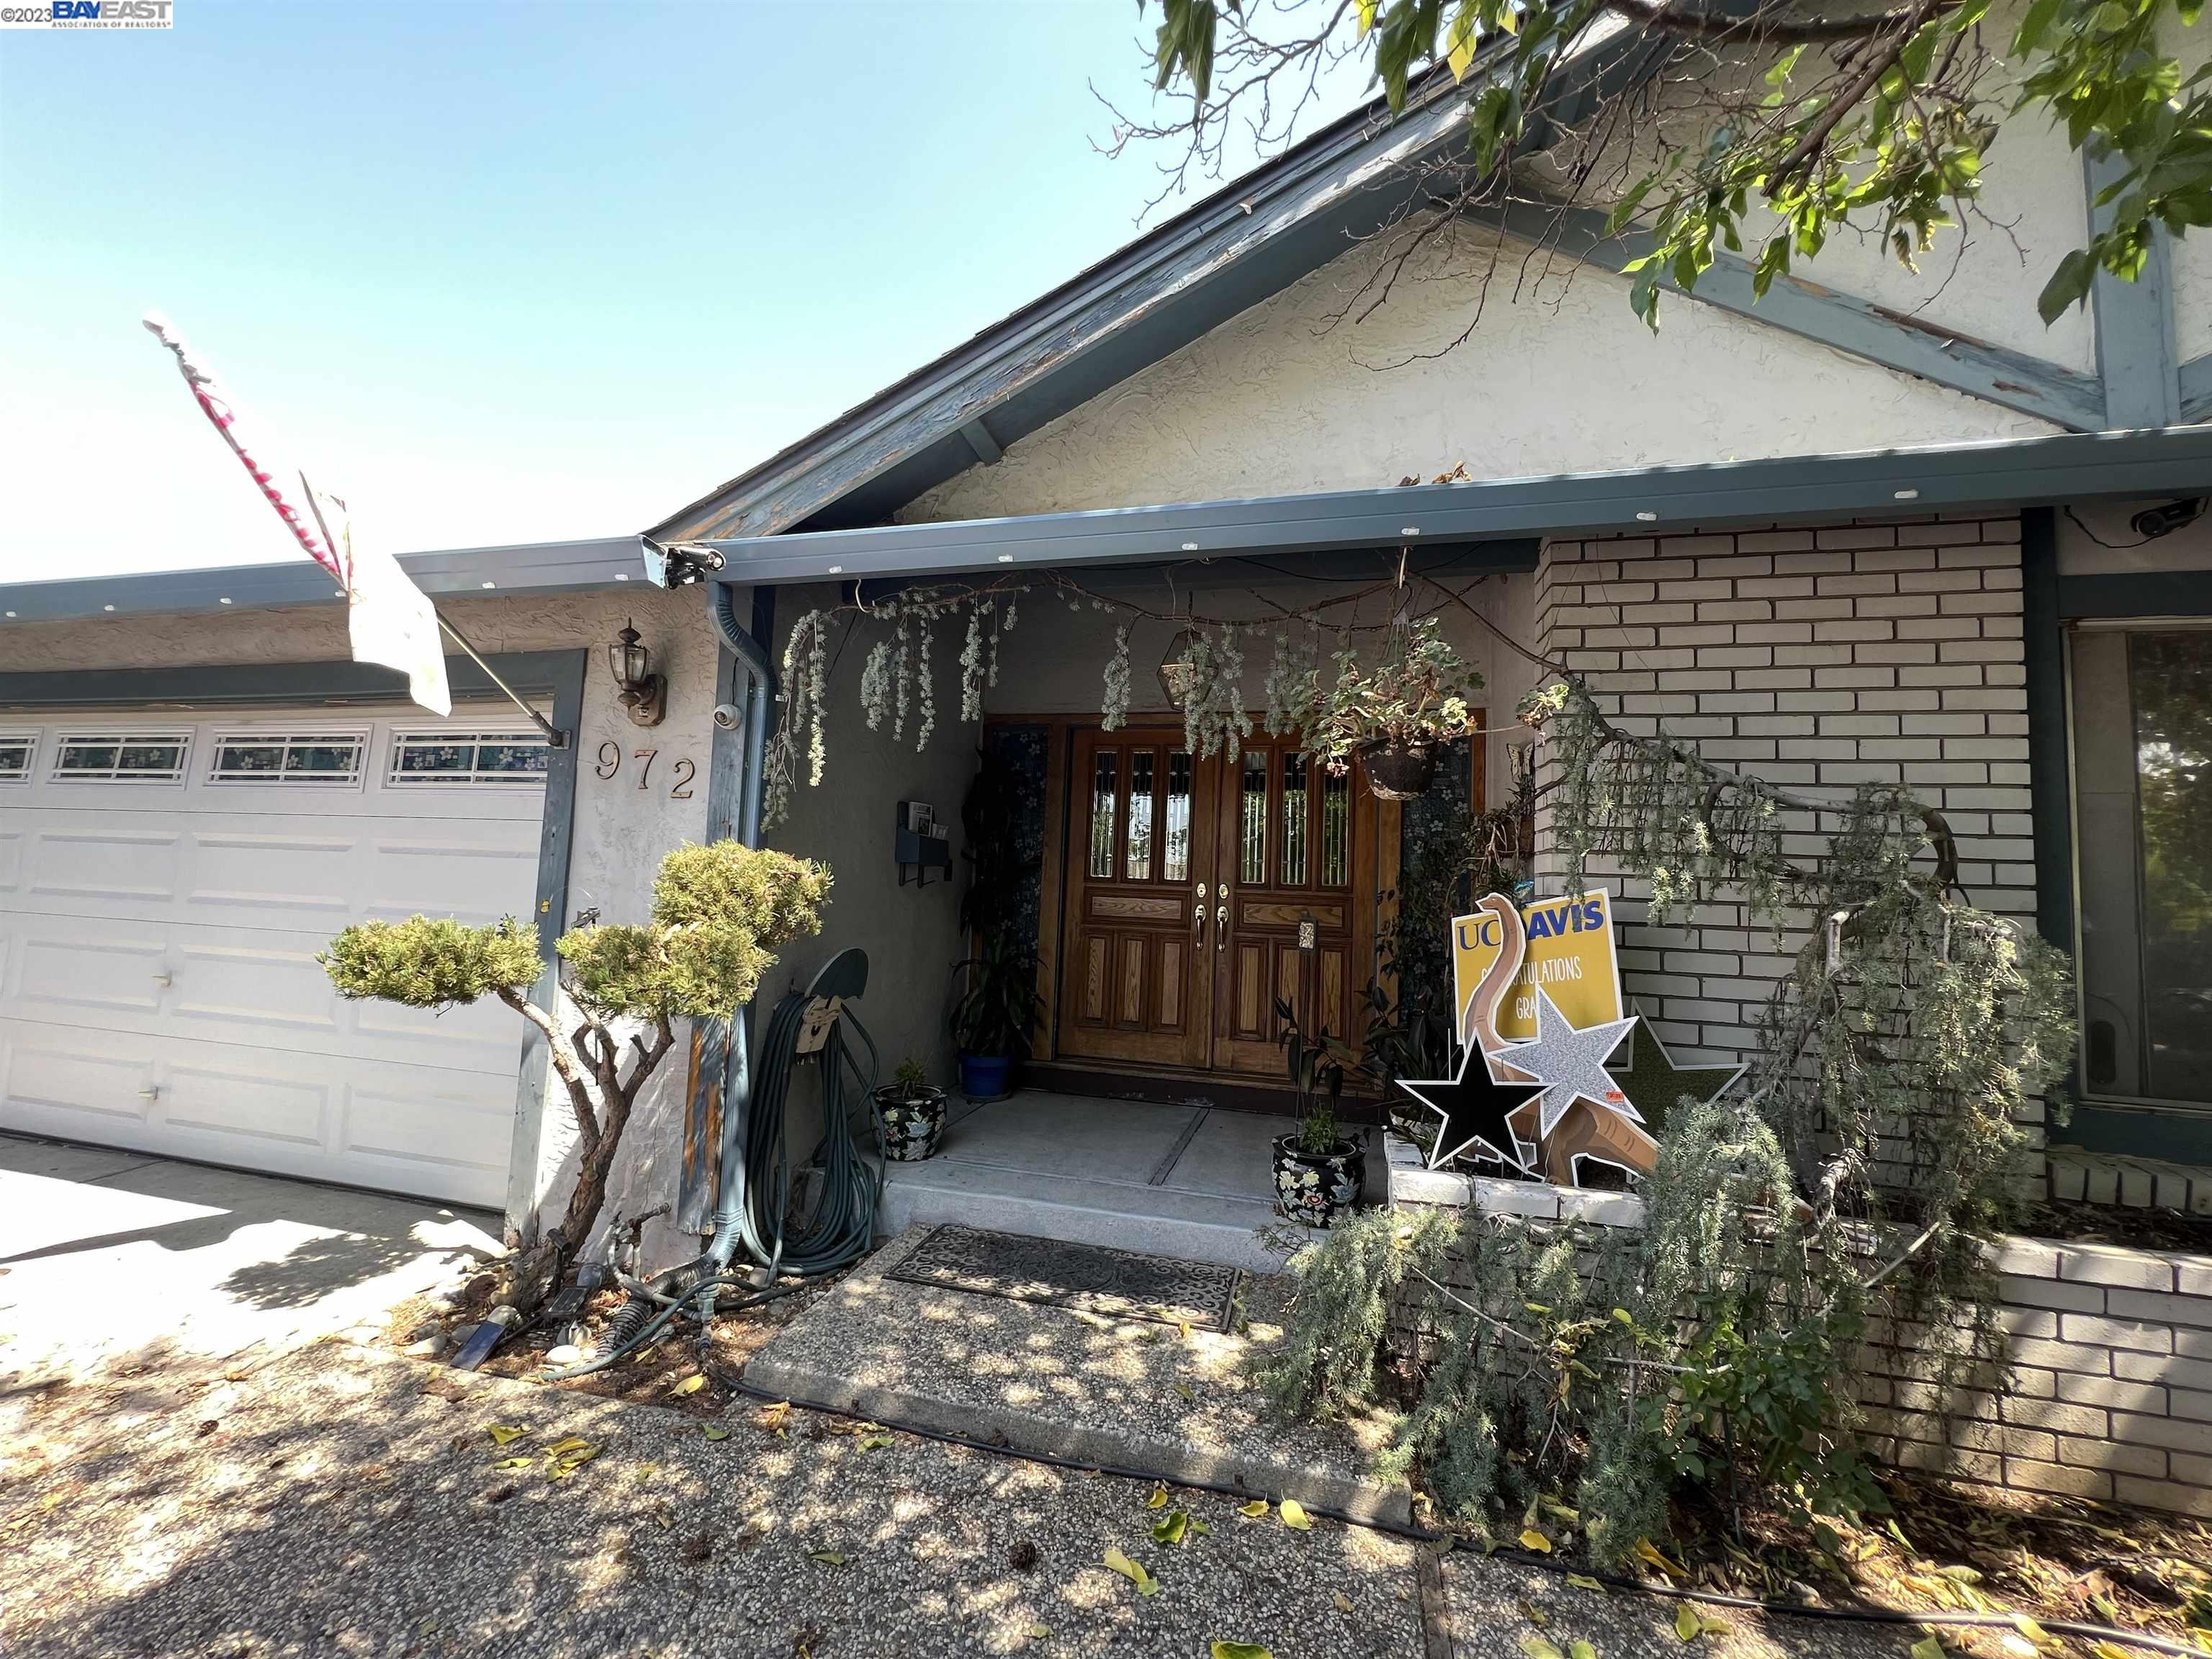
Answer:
top-left (1383, 1133), bottom-right (2212, 1519)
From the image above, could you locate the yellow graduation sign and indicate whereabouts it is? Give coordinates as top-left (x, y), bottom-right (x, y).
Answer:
top-left (1452, 889), bottom-right (1624, 1045)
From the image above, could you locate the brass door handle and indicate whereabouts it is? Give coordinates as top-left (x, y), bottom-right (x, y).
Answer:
top-left (1193, 902), bottom-right (1206, 941)
top-left (1215, 903), bottom-right (1228, 949)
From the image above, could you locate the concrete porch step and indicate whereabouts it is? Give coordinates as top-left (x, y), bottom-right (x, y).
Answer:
top-left (879, 1156), bottom-right (1291, 1274)
top-left (874, 1089), bottom-right (1316, 1274)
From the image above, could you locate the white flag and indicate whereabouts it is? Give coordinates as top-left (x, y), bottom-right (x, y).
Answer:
top-left (144, 313), bottom-right (451, 716)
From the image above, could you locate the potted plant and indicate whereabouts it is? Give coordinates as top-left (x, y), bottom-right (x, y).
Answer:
top-left (948, 930), bottom-right (1044, 1100)
top-left (874, 1056), bottom-right (949, 1161)
top-left (1298, 616), bottom-right (1484, 800)
top-left (1271, 996), bottom-right (1366, 1228)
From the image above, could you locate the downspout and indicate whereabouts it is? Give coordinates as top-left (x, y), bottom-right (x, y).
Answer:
top-left (710, 581), bottom-right (776, 845)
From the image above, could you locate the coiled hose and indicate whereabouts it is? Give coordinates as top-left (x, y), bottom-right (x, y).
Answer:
top-left (545, 952), bottom-right (882, 1379)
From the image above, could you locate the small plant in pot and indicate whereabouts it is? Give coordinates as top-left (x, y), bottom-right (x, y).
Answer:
top-left (874, 1056), bottom-right (949, 1161)
top-left (1271, 996), bottom-right (1366, 1228)
top-left (948, 931), bottom-right (1044, 1100)
top-left (1299, 616), bottom-right (1484, 801)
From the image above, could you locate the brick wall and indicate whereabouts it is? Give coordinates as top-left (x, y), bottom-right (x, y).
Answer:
top-left (1531, 515), bottom-right (2042, 1154)
top-left (1861, 1233), bottom-right (2212, 1516)
top-left (1386, 1143), bottom-right (2212, 1519)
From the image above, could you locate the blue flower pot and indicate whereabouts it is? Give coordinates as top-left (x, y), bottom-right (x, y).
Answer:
top-left (959, 1053), bottom-right (1014, 1100)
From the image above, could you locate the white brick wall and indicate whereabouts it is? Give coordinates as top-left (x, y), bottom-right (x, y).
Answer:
top-left (1531, 516), bottom-right (2041, 1148)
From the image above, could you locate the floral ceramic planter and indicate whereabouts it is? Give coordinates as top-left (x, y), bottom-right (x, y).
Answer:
top-left (875, 1086), bottom-right (948, 1161)
top-left (1272, 1133), bottom-right (1365, 1228)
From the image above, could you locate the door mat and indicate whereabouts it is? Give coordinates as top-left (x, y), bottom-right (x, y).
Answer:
top-left (884, 1224), bottom-right (1242, 1333)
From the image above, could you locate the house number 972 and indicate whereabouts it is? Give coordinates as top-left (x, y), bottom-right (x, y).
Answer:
top-left (595, 741), bottom-right (696, 799)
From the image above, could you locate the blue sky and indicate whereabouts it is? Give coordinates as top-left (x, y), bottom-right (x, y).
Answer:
top-left (0, 1), bottom-right (1360, 580)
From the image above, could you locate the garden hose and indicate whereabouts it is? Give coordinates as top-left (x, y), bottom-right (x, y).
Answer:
top-left (541, 948), bottom-right (881, 1381)
top-left (718, 1376), bottom-right (2201, 1659)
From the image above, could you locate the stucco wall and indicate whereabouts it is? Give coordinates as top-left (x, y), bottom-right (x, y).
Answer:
top-left (899, 225), bottom-right (2057, 528)
top-left (758, 585), bottom-right (979, 1115)
top-left (0, 585), bottom-right (719, 1267)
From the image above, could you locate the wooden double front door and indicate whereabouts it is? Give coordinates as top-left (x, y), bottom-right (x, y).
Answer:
top-left (1058, 726), bottom-right (1376, 1079)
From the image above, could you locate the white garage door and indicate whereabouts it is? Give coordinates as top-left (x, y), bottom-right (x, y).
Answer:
top-left (0, 709), bottom-right (550, 1207)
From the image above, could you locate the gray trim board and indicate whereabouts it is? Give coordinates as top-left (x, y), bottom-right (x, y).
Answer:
top-left (2179, 352), bottom-right (2212, 424)
top-left (686, 426), bottom-right (2212, 588)
top-left (2020, 508), bottom-right (2072, 957)
top-left (508, 651), bottom-right (589, 1237)
top-left (0, 536), bottom-right (651, 626)
top-left (1485, 199), bottom-right (2103, 433)
top-left (2056, 570), bottom-right (2212, 619)
top-left (2085, 148), bottom-right (2182, 431)
top-left (0, 649), bottom-right (587, 1236)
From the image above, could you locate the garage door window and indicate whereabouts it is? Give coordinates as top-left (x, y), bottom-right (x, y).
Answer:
top-left (0, 734), bottom-right (34, 783)
top-left (209, 732), bottom-right (367, 786)
top-left (51, 733), bottom-right (189, 782)
top-left (389, 730), bottom-right (550, 786)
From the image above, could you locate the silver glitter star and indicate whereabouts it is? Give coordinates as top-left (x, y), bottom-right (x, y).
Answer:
top-left (1492, 986), bottom-right (1639, 1139)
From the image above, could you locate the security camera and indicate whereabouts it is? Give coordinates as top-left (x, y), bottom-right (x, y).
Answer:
top-left (2130, 498), bottom-right (2207, 540)
top-left (712, 702), bottom-right (743, 732)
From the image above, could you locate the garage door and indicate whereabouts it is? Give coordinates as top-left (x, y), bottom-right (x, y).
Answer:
top-left (0, 709), bottom-right (549, 1207)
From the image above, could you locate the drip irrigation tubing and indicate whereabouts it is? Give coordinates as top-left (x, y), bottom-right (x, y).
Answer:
top-left (715, 1376), bottom-right (2201, 1659)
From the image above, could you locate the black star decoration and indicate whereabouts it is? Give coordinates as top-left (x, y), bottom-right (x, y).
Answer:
top-left (1603, 1012), bottom-right (1747, 1136)
top-left (1399, 1046), bottom-right (1550, 1174)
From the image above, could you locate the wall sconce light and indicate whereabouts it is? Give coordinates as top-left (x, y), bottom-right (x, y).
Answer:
top-left (608, 622), bottom-right (665, 727)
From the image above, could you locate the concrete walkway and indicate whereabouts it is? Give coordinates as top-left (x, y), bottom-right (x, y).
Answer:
top-left (0, 1132), bottom-right (503, 1383)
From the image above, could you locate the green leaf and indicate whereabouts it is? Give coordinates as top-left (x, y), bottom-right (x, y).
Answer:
top-left (1152, 1509), bottom-right (1190, 1545)
top-left (2011, 0), bottom-right (2062, 55)
top-left (2038, 247), bottom-right (2098, 324)
top-left (1676, 1604), bottom-right (1704, 1642)
top-left (1522, 1639), bottom-right (1567, 1659)
top-left (1567, 1574), bottom-right (1605, 1591)
top-left (809, 1550), bottom-right (846, 1565)
top-left (1213, 1644), bottom-right (1276, 1659)
top-left (1912, 1639), bottom-right (1946, 1659)
top-left (1570, 1641), bottom-right (1599, 1659)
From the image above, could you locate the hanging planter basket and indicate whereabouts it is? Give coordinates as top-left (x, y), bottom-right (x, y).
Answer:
top-left (1360, 737), bottom-right (1438, 801)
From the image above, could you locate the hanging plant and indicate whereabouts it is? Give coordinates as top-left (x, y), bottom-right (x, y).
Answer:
top-left (1300, 616), bottom-right (1483, 796)
top-left (1262, 624), bottom-right (1318, 737)
top-left (1100, 623), bottom-right (1133, 730)
top-left (1177, 624), bottom-right (1251, 760)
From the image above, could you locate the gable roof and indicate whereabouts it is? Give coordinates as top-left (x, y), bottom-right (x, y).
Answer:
top-left (650, 19), bottom-right (1660, 546)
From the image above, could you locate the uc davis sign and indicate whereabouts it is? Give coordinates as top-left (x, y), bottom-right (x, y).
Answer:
top-left (1451, 889), bottom-right (1623, 1044)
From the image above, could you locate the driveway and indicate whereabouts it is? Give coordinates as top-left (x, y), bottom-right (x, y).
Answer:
top-left (0, 1132), bottom-right (503, 1383)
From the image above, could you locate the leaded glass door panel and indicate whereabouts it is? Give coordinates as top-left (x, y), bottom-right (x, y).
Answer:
top-left (1056, 727), bottom-right (1221, 1067)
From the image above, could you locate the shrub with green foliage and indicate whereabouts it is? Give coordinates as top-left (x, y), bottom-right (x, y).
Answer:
top-left (318, 840), bottom-right (832, 1308)
top-left (321, 914), bottom-right (544, 1010)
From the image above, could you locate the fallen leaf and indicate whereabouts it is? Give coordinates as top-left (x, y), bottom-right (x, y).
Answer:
top-left (668, 1375), bottom-right (705, 1398)
top-left (1521, 1599), bottom-right (1550, 1627)
top-left (1520, 1528), bottom-right (1554, 1555)
top-left (1676, 1604), bottom-right (1703, 1642)
top-left (1570, 1641), bottom-right (1597, 1659)
top-left (486, 1425), bottom-right (526, 1446)
top-left (1521, 1636), bottom-right (1566, 1659)
top-left (1152, 1509), bottom-right (1189, 1545)
top-left (1238, 1500), bottom-right (1271, 1518)
top-left (1174, 1382), bottom-right (1196, 1403)
top-left (856, 1434), bottom-right (893, 1452)
top-left (1104, 1546), bottom-right (1158, 1596)
top-left (809, 1550), bottom-right (845, 1566)
top-left (1188, 1518), bottom-right (1210, 1537)
top-left (1912, 1638), bottom-right (1946, 1659)
top-left (1638, 1539), bottom-right (1689, 1581)
top-left (1279, 1498), bottom-right (1312, 1532)
top-left (1028, 1625), bottom-right (1049, 1641)
top-left (1146, 1485), bottom-right (1169, 1510)
top-left (703, 1427), bottom-right (730, 1442)
top-left (492, 1456), bottom-right (534, 1470)
top-left (1566, 1575), bottom-right (1605, 1593)
top-left (1333, 1591), bottom-right (1354, 1612)
top-left (1213, 1644), bottom-right (1274, 1659)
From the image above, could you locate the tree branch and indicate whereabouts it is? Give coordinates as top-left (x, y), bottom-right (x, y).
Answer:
top-left (497, 986), bottom-right (601, 1156)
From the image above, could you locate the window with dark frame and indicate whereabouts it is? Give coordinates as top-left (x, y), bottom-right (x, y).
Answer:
top-left (2070, 626), bottom-right (2212, 1110)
